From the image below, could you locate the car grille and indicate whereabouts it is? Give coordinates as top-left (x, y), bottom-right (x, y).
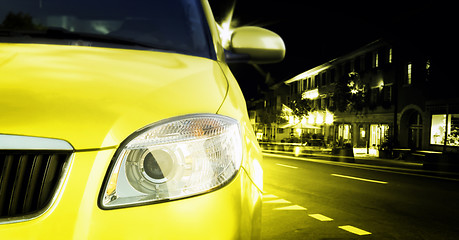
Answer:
top-left (0, 150), bottom-right (72, 219)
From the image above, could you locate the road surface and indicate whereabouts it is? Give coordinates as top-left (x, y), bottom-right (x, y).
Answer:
top-left (262, 153), bottom-right (459, 239)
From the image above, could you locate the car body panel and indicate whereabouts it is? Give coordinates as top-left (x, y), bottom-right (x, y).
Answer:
top-left (0, 43), bottom-right (227, 150)
top-left (201, 0), bottom-right (226, 63)
top-left (0, 149), bottom-right (260, 239)
top-left (0, 44), bottom-right (263, 239)
top-left (216, 62), bottom-right (263, 191)
top-left (0, 0), bottom-right (263, 239)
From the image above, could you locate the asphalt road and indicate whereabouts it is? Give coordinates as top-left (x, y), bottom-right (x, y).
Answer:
top-left (262, 153), bottom-right (459, 239)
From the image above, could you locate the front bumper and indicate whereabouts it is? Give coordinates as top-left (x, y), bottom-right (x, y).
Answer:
top-left (0, 149), bottom-right (262, 239)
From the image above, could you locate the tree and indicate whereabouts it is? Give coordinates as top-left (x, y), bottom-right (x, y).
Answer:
top-left (1, 12), bottom-right (44, 30)
top-left (290, 93), bottom-right (313, 119)
top-left (257, 107), bottom-right (285, 142)
top-left (333, 72), bottom-right (368, 113)
top-left (258, 108), bottom-right (282, 126)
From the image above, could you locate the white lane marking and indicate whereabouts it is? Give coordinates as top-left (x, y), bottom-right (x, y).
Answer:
top-left (276, 163), bottom-right (298, 169)
top-left (308, 214), bottom-right (333, 221)
top-left (264, 199), bottom-right (291, 204)
top-left (331, 173), bottom-right (388, 184)
top-left (262, 194), bottom-right (279, 199)
top-left (339, 225), bottom-right (372, 235)
top-left (273, 205), bottom-right (307, 211)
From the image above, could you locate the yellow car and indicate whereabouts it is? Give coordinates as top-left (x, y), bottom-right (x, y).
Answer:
top-left (0, 0), bottom-right (284, 239)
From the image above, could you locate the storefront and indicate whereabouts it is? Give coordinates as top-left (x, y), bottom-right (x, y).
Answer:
top-left (334, 121), bottom-right (392, 157)
top-left (370, 124), bottom-right (390, 148)
top-left (336, 123), bottom-right (352, 146)
top-left (430, 113), bottom-right (459, 147)
top-left (423, 101), bottom-right (459, 150)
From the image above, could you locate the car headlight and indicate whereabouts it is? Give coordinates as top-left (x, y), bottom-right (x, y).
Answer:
top-left (100, 114), bottom-right (242, 209)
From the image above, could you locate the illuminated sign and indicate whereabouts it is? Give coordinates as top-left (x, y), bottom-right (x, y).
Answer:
top-left (302, 89), bottom-right (319, 100)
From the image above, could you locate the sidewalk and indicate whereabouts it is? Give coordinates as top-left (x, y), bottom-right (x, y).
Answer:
top-left (262, 147), bottom-right (424, 171)
top-left (259, 142), bottom-right (459, 174)
top-left (261, 142), bottom-right (459, 180)
top-left (352, 150), bottom-right (425, 170)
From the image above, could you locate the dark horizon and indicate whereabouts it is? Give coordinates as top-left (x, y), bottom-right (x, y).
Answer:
top-left (208, 1), bottom-right (455, 100)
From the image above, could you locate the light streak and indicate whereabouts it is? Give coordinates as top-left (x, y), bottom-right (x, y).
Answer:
top-left (216, 1), bottom-right (274, 50)
top-left (294, 146), bottom-right (301, 157)
top-left (217, 1), bottom-right (236, 49)
top-left (325, 111), bottom-right (334, 124)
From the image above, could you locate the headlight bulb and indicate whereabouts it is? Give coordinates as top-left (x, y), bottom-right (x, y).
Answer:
top-left (100, 114), bottom-right (242, 209)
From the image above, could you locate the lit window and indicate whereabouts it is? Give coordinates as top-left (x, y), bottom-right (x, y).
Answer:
top-left (388, 48), bottom-right (392, 63)
top-left (370, 124), bottom-right (389, 148)
top-left (375, 53), bottom-right (379, 68)
top-left (406, 63), bottom-right (412, 85)
top-left (325, 111), bottom-right (334, 124)
top-left (430, 115), bottom-right (445, 145)
top-left (373, 52), bottom-right (379, 68)
top-left (337, 124), bottom-right (352, 143)
top-left (430, 114), bottom-right (459, 146)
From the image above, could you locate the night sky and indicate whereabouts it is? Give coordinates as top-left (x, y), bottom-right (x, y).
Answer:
top-left (208, 0), bottom-right (455, 100)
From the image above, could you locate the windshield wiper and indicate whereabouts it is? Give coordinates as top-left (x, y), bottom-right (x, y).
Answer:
top-left (0, 27), bottom-right (172, 51)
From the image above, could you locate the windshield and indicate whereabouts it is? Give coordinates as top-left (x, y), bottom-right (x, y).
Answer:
top-left (0, 0), bottom-right (212, 58)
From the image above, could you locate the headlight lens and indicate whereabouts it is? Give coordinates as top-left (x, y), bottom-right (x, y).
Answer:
top-left (100, 114), bottom-right (242, 209)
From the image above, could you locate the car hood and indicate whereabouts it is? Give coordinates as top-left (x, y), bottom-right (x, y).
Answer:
top-left (0, 44), bottom-right (227, 150)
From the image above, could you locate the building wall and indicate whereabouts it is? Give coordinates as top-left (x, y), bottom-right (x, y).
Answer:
top-left (253, 38), bottom-right (458, 156)
top-left (280, 39), bottom-right (446, 153)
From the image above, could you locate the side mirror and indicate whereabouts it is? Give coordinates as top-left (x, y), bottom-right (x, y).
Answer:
top-left (226, 26), bottom-right (285, 64)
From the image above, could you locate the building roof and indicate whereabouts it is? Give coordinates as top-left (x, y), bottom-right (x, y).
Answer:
top-left (285, 39), bottom-right (388, 84)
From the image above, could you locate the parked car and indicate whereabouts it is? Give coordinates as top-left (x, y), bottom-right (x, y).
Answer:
top-left (0, 0), bottom-right (285, 239)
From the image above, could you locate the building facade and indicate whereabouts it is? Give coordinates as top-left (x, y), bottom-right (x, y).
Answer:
top-left (249, 82), bottom-right (291, 142)
top-left (273, 39), bottom-right (458, 157)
